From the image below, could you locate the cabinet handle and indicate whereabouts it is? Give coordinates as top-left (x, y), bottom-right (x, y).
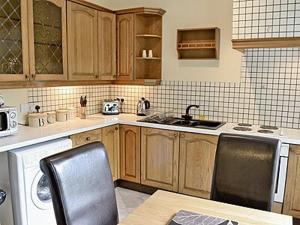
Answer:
top-left (25, 74), bottom-right (29, 80)
top-left (95, 75), bottom-right (99, 79)
top-left (86, 137), bottom-right (91, 141)
top-left (115, 127), bottom-right (119, 131)
top-left (170, 132), bottom-right (178, 138)
top-left (31, 74), bottom-right (36, 80)
top-left (180, 133), bottom-right (185, 138)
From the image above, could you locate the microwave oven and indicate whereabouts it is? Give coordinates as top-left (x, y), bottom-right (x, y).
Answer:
top-left (0, 106), bottom-right (18, 137)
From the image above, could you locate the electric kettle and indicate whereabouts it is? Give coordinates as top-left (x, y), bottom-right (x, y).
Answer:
top-left (137, 97), bottom-right (150, 116)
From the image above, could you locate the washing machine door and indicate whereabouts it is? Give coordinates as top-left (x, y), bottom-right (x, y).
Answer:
top-left (31, 171), bottom-right (53, 210)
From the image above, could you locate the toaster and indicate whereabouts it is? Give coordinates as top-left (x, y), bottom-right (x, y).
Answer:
top-left (102, 100), bottom-right (119, 115)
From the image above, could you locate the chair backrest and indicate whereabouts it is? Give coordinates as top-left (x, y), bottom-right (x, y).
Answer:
top-left (211, 133), bottom-right (280, 211)
top-left (40, 142), bottom-right (118, 225)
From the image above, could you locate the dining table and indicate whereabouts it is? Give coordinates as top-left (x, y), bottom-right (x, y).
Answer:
top-left (119, 190), bottom-right (293, 225)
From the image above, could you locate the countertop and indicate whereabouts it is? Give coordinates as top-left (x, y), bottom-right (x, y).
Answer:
top-left (1, 113), bottom-right (300, 152)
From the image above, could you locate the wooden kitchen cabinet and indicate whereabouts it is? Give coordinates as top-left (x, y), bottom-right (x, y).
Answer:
top-left (67, 2), bottom-right (98, 80)
top-left (141, 128), bottom-right (180, 191)
top-left (0, 0), bottom-right (29, 81)
top-left (116, 14), bottom-right (134, 81)
top-left (283, 145), bottom-right (300, 218)
top-left (120, 125), bottom-right (141, 183)
top-left (28, 0), bottom-right (67, 81)
top-left (116, 8), bottom-right (165, 85)
top-left (98, 11), bottom-right (116, 80)
top-left (102, 125), bottom-right (120, 181)
top-left (70, 129), bottom-right (102, 148)
top-left (179, 133), bottom-right (218, 199)
top-left (0, 0), bottom-right (67, 81)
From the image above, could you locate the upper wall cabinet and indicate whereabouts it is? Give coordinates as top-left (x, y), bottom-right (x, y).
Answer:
top-left (28, 0), bottom-right (67, 81)
top-left (232, 0), bottom-right (300, 51)
top-left (116, 14), bottom-right (134, 81)
top-left (67, 2), bottom-right (98, 80)
top-left (0, 0), bottom-right (67, 81)
top-left (0, 0), bottom-right (67, 82)
top-left (98, 11), bottom-right (116, 80)
top-left (0, 0), bottom-right (29, 81)
top-left (116, 8), bottom-right (165, 85)
top-left (67, 1), bottom-right (116, 81)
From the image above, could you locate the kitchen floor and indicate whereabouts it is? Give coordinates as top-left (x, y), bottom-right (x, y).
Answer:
top-left (116, 187), bottom-right (151, 221)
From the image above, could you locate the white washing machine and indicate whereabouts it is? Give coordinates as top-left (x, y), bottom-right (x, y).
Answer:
top-left (8, 138), bottom-right (72, 225)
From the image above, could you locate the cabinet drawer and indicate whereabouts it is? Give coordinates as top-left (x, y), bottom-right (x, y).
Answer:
top-left (70, 129), bottom-right (102, 147)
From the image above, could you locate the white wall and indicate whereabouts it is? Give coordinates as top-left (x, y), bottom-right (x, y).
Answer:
top-left (90, 0), bottom-right (242, 82)
top-left (0, 89), bottom-right (28, 124)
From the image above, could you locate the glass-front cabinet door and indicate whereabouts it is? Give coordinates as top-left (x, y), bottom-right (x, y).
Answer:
top-left (28, 0), bottom-right (67, 81)
top-left (0, 0), bottom-right (29, 81)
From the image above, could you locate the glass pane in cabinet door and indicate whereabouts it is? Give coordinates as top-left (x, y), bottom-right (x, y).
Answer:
top-left (33, 0), bottom-right (63, 74)
top-left (0, 0), bottom-right (23, 74)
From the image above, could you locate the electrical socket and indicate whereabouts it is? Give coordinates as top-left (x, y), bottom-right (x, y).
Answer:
top-left (20, 103), bottom-right (35, 113)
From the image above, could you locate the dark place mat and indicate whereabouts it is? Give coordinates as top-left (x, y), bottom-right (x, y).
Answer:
top-left (169, 210), bottom-right (238, 225)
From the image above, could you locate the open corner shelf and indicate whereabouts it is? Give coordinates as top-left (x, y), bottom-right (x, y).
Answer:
top-left (134, 11), bottom-right (163, 80)
top-left (177, 28), bottom-right (220, 60)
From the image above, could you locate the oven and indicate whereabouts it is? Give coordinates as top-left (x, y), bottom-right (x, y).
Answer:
top-left (274, 143), bottom-right (289, 203)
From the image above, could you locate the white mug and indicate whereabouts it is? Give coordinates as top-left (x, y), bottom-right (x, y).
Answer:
top-left (142, 50), bottom-right (147, 58)
top-left (148, 50), bottom-right (153, 58)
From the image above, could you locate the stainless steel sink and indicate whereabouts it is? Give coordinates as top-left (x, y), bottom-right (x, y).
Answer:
top-left (138, 116), bottom-right (225, 130)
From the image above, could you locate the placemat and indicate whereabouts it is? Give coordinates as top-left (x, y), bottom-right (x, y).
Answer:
top-left (169, 210), bottom-right (238, 225)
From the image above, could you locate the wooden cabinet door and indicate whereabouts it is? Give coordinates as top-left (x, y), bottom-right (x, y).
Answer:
top-left (179, 133), bottom-right (218, 199)
top-left (283, 145), bottom-right (300, 218)
top-left (120, 125), bottom-right (141, 183)
top-left (70, 129), bottom-right (102, 148)
top-left (102, 125), bottom-right (120, 181)
top-left (28, 0), bottom-right (67, 81)
top-left (0, 0), bottom-right (29, 81)
top-left (117, 14), bottom-right (134, 80)
top-left (67, 2), bottom-right (98, 80)
top-left (98, 11), bottom-right (116, 80)
top-left (141, 128), bottom-right (179, 191)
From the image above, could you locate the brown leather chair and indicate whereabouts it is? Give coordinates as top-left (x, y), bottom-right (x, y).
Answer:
top-left (40, 142), bottom-right (119, 225)
top-left (211, 133), bottom-right (281, 211)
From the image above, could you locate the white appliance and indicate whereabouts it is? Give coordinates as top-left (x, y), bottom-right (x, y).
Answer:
top-left (0, 152), bottom-right (14, 225)
top-left (274, 143), bottom-right (289, 203)
top-left (0, 106), bottom-right (18, 138)
top-left (8, 138), bottom-right (72, 225)
top-left (102, 100), bottom-right (119, 115)
top-left (231, 123), bottom-right (289, 203)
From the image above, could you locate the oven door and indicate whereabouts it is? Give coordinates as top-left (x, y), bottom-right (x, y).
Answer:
top-left (0, 112), bottom-right (8, 131)
top-left (274, 144), bottom-right (290, 203)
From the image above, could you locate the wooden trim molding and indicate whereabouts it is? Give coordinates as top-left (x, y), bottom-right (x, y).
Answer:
top-left (67, 0), bottom-right (113, 12)
top-left (232, 37), bottom-right (300, 52)
top-left (0, 79), bottom-right (162, 89)
top-left (0, 80), bottom-right (112, 89)
top-left (115, 7), bottom-right (166, 15)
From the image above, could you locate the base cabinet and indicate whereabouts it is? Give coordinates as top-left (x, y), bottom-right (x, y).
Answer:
top-left (70, 129), bottom-right (102, 148)
top-left (102, 125), bottom-right (120, 181)
top-left (179, 133), bottom-right (218, 199)
top-left (283, 145), bottom-right (300, 218)
top-left (120, 125), bottom-right (141, 183)
top-left (141, 128), bottom-right (179, 192)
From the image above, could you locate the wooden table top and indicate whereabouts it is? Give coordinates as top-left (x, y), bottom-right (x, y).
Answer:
top-left (119, 190), bottom-right (292, 225)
